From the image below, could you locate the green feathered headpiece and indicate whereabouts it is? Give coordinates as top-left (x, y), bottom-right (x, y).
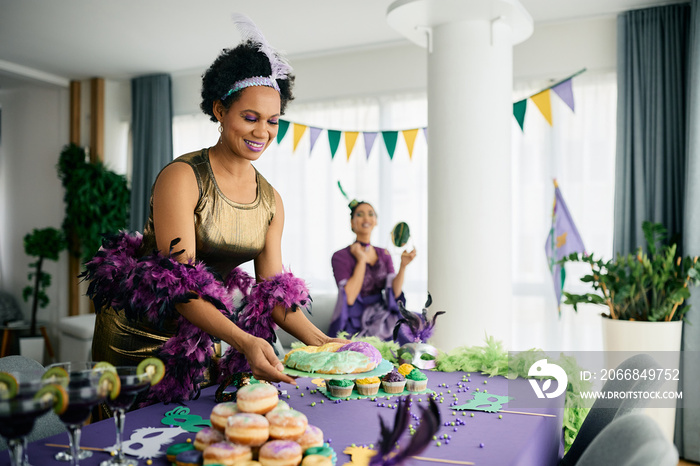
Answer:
top-left (337, 181), bottom-right (361, 212)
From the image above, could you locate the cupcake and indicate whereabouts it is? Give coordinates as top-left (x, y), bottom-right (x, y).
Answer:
top-left (304, 444), bottom-right (337, 465)
top-left (381, 368), bottom-right (406, 394)
top-left (405, 368), bottom-right (428, 392)
top-left (326, 379), bottom-right (354, 398)
top-left (354, 376), bottom-right (380, 396)
top-left (397, 364), bottom-right (415, 376)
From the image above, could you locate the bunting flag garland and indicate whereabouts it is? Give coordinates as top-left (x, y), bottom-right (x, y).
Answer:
top-left (292, 123), bottom-right (306, 152)
top-left (308, 126), bottom-right (323, 154)
top-left (328, 130), bottom-right (341, 159)
top-left (383, 131), bottom-right (399, 160)
top-left (552, 79), bottom-right (575, 112)
top-left (363, 132), bottom-right (378, 159)
top-left (277, 119), bottom-right (290, 144)
top-left (512, 68), bottom-right (586, 131)
top-left (531, 90), bottom-right (553, 126)
top-left (513, 99), bottom-right (527, 131)
top-left (272, 68), bottom-right (584, 159)
top-left (403, 128), bottom-right (419, 160)
top-left (345, 131), bottom-right (359, 160)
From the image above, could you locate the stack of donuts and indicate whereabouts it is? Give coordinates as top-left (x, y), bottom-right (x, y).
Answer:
top-left (189, 382), bottom-right (332, 466)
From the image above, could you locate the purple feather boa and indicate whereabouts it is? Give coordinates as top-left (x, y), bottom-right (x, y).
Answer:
top-left (81, 231), bottom-right (310, 405)
top-left (217, 270), bottom-right (311, 380)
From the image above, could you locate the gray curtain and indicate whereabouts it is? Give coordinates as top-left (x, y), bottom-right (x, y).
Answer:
top-left (613, 4), bottom-right (690, 255)
top-left (678, 1), bottom-right (700, 461)
top-left (130, 74), bottom-right (173, 232)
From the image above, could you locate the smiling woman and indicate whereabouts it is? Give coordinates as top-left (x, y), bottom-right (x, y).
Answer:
top-left (82, 14), bottom-right (346, 406)
top-left (328, 200), bottom-right (416, 344)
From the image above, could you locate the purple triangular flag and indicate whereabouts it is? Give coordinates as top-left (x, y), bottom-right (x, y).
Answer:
top-left (552, 79), bottom-right (575, 112)
top-left (423, 127), bottom-right (428, 142)
top-left (545, 185), bottom-right (586, 312)
top-left (308, 127), bottom-right (323, 155)
top-left (363, 132), bottom-right (378, 159)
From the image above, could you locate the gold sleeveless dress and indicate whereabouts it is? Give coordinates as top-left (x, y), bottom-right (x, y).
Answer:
top-left (91, 148), bottom-right (276, 367)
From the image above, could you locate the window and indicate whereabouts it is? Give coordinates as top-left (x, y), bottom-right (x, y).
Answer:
top-left (510, 71), bottom-right (617, 351)
top-left (172, 74), bottom-right (617, 351)
top-left (172, 94), bottom-right (429, 310)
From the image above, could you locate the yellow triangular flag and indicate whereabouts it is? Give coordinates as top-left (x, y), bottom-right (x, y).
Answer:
top-left (292, 123), bottom-right (307, 152)
top-left (402, 129), bottom-right (419, 160)
top-left (531, 90), bottom-right (553, 126)
top-left (345, 131), bottom-right (359, 161)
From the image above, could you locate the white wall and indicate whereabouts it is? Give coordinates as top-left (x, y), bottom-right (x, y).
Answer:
top-left (173, 15), bottom-right (616, 115)
top-left (0, 85), bottom-right (69, 336)
top-left (0, 14), bottom-right (618, 341)
top-left (514, 16), bottom-right (617, 80)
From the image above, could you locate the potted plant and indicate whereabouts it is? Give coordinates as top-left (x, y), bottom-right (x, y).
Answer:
top-left (57, 143), bottom-right (130, 316)
top-left (21, 227), bottom-right (66, 360)
top-left (562, 220), bottom-right (700, 325)
top-left (57, 143), bottom-right (130, 261)
top-left (561, 220), bottom-right (698, 441)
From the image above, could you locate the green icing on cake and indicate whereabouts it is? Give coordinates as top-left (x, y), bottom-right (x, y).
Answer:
top-left (327, 378), bottom-right (354, 387)
top-left (166, 442), bottom-right (195, 457)
top-left (285, 349), bottom-right (371, 374)
top-left (406, 369), bottom-right (427, 381)
top-left (304, 444), bottom-right (334, 457)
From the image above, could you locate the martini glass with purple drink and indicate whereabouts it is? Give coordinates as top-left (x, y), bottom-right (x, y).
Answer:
top-left (0, 369), bottom-right (66, 466)
top-left (44, 361), bottom-right (117, 466)
top-left (99, 366), bottom-right (150, 466)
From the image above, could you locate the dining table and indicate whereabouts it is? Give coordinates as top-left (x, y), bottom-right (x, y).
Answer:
top-left (1, 370), bottom-right (564, 466)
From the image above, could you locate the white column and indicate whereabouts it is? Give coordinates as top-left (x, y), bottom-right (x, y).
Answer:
top-left (388, 0), bottom-right (532, 351)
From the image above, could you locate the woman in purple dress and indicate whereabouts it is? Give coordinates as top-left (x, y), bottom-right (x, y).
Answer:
top-left (328, 201), bottom-right (416, 343)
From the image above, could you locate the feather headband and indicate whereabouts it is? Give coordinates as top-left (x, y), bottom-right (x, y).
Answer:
top-left (221, 14), bottom-right (293, 100)
top-left (337, 181), bottom-right (363, 213)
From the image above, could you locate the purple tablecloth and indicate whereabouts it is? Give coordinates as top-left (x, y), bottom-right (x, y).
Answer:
top-left (2, 371), bottom-right (564, 466)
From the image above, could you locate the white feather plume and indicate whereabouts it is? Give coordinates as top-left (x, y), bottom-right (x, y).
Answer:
top-left (232, 13), bottom-right (292, 82)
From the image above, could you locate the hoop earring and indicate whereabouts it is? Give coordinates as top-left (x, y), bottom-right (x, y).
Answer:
top-left (218, 125), bottom-right (223, 133)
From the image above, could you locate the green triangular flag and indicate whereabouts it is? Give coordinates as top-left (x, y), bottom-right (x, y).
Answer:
top-left (513, 99), bottom-right (527, 131)
top-left (382, 131), bottom-right (398, 160)
top-left (328, 130), bottom-right (341, 159)
top-left (277, 119), bottom-right (290, 143)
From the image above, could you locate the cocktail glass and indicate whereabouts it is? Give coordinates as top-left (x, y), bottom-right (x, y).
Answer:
top-left (45, 361), bottom-right (111, 466)
top-left (0, 369), bottom-right (57, 466)
top-left (100, 366), bottom-right (150, 466)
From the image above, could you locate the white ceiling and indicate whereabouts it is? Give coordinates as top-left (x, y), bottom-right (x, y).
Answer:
top-left (0, 0), bottom-right (685, 89)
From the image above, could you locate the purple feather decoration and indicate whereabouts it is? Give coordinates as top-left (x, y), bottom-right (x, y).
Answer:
top-left (82, 231), bottom-right (311, 404)
top-left (232, 13), bottom-right (292, 82)
top-left (393, 293), bottom-right (445, 343)
top-left (83, 232), bottom-right (293, 405)
top-left (217, 270), bottom-right (310, 381)
top-left (369, 396), bottom-right (441, 466)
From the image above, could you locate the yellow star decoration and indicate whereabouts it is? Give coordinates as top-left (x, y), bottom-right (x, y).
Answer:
top-left (556, 232), bottom-right (568, 248)
top-left (342, 445), bottom-right (377, 466)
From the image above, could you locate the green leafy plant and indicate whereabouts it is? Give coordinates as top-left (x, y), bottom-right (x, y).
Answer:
top-left (57, 143), bottom-right (130, 260)
top-left (562, 221), bottom-right (700, 321)
top-left (22, 227), bottom-right (66, 335)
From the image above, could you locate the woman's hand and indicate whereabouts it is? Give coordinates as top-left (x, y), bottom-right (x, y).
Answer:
top-left (349, 242), bottom-right (370, 263)
top-left (323, 336), bottom-right (352, 346)
top-left (400, 247), bottom-right (417, 268)
top-left (239, 334), bottom-right (297, 385)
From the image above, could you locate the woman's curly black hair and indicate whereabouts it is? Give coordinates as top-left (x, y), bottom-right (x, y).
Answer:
top-left (200, 40), bottom-right (295, 122)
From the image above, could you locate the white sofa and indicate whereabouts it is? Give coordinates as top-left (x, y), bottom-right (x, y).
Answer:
top-left (58, 313), bottom-right (96, 362)
top-left (275, 292), bottom-right (338, 352)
